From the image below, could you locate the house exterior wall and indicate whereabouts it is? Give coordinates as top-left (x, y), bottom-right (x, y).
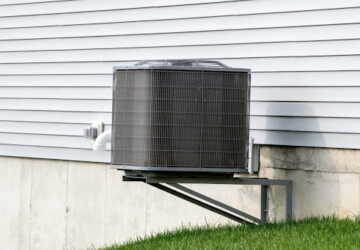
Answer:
top-left (1, 0), bottom-right (360, 161)
top-left (1, 0), bottom-right (360, 249)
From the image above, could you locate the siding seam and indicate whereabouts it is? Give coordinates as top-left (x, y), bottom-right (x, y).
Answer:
top-left (1, 3), bottom-right (359, 20)
top-left (2, 38), bottom-right (360, 53)
top-left (2, 22), bottom-right (360, 42)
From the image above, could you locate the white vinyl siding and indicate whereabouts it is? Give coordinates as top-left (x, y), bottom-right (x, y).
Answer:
top-left (1, 0), bottom-right (360, 162)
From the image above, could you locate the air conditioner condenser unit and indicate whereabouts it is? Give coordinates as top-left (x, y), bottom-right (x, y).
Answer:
top-left (111, 60), bottom-right (251, 177)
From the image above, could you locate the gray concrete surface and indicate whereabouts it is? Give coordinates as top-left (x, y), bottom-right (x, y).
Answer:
top-left (0, 146), bottom-right (359, 249)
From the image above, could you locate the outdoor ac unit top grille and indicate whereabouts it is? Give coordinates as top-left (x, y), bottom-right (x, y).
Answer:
top-left (111, 60), bottom-right (251, 173)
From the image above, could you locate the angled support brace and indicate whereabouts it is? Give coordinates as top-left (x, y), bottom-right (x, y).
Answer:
top-left (148, 183), bottom-right (253, 224)
top-left (123, 176), bottom-right (293, 224)
top-left (167, 183), bottom-right (261, 224)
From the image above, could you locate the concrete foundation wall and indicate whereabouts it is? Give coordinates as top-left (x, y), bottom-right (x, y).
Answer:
top-left (1, 146), bottom-right (359, 249)
top-left (260, 146), bottom-right (360, 220)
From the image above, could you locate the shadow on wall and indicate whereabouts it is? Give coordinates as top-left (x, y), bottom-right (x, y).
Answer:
top-left (263, 103), bottom-right (340, 220)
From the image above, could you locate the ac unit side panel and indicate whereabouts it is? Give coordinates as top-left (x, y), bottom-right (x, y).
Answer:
top-left (111, 69), bottom-right (152, 166)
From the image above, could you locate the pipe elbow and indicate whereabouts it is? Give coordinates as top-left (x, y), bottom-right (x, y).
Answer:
top-left (93, 130), bottom-right (111, 151)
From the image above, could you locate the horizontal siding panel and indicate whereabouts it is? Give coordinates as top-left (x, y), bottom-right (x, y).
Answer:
top-left (0, 74), bottom-right (111, 86)
top-left (0, 133), bottom-right (92, 148)
top-left (0, 121), bottom-right (111, 136)
top-left (251, 102), bottom-right (360, 118)
top-left (0, 144), bottom-right (109, 162)
top-left (1, 8), bottom-right (360, 40)
top-left (0, 2), bottom-right (240, 29)
top-left (0, 0), bottom-right (64, 6)
top-left (251, 116), bottom-right (360, 134)
top-left (250, 130), bottom-right (360, 149)
top-left (0, 63), bottom-right (116, 75)
top-left (0, 110), bottom-right (112, 123)
top-left (0, 86), bottom-right (111, 99)
top-left (0, 99), bottom-right (111, 112)
top-left (2, 0), bottom-right (360, 17)
top-left (224, 56), bottom-right (360, 72)
top-left (2, 24), bottom-right (360, 51)
top-left (0, 0), bottom-right (233, 15)
top-left (1, 40), bottom-right (360, 63)
top-left (252, 71), bottom-right (360, 86)
top-left (251, 87), bottom-right (360, 102)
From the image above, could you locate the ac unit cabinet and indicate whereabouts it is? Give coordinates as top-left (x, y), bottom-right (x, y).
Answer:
top-left (111, 60), bottom-right (251, 176)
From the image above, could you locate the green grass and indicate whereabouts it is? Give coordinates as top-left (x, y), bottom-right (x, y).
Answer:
top-left (100, 217), bottom-right (360, 250)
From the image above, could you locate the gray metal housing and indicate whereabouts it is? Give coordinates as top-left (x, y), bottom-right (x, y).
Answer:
top-left (111, 60), bottom-right (251, 175)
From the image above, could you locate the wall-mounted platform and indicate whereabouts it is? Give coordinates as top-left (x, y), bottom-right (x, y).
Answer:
top-left (123, 175), bottom-right (293, 224)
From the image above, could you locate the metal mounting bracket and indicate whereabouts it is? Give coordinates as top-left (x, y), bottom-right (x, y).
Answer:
top-left (123, 175), bottom-right (293, 224)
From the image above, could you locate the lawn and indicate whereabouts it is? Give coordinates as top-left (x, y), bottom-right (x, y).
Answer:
top-left (100, 217), bottom-right (360, 250)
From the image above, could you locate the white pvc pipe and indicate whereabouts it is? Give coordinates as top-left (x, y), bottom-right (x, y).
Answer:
top-left (93, 130), bottom-right (111, 151)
